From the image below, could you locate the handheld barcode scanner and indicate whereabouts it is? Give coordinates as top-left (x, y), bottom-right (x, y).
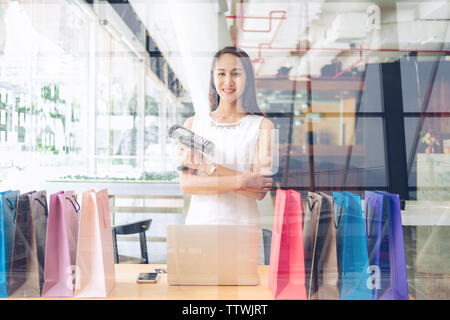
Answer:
top-left (169, 124), bottom-right (216, 172)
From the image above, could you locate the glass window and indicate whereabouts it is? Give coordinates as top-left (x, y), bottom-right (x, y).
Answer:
top-left (0, 0), bottom-right (448, 302)
top-left (0, 0), bottom-right (90, 183)
top-left (258, 59), bottom-right (387, 194)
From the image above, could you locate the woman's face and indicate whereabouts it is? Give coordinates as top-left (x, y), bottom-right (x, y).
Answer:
top-left (213, 53), bottom-right (247, 105)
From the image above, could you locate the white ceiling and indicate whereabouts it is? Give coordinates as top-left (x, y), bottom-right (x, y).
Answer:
top-left (128, 0), bottom-right (449, 110)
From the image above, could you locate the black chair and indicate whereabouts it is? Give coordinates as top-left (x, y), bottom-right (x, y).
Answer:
top-left (112, 219), bottom-right (152, 264)
top-left (262, 228), bottom-right (272, 265)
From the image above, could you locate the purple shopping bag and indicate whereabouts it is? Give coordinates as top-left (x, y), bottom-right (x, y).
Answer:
top-left (42, 191), bottom-right (80, 297)
top-left (376, 192), bottom-right (409, 300)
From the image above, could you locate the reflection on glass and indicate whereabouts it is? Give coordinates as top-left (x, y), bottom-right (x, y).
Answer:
top-left (257, 59), bottom-right (387, 191)
top-left (401, 57), bottom-right (450, 199)
top-left (0, 1), bottom-right (89, 182)
top-left (404, 117), bottom-right (450, 200)
top-left (400, 56), bottom-right (449, 113)
top-left (95, 21), bottom-right (112, 172)
top-left (110, 38), bottom-right (139, 170)
top-left (396, 1), bottom-right (450, 300)
top-left (144, 74), bottom-right (162, 172)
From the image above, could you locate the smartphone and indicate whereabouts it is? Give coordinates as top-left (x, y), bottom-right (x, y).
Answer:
top-left (137, 272), bottom-right (158, 283)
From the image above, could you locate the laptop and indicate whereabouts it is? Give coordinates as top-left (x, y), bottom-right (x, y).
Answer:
top-left (166, 224), bottom-right (259, 286)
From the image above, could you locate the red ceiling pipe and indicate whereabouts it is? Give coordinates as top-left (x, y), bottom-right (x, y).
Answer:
top-left (226, 0), bottom-right (286, 47)
top-left (236, 45), bottom-right (450, 54)
top-left (225, 1), bottom-right (287, 75)
top-left (228, 0), bottom-right (450, 78)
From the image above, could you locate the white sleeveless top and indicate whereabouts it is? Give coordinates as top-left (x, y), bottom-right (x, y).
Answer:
top-left (185, 112), bottom-right (264, 225)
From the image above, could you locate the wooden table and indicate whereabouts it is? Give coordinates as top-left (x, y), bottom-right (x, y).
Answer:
top-left (5, 264), bottom-right (274, 300)
top-left (109, 264), bottom-right (273, 300)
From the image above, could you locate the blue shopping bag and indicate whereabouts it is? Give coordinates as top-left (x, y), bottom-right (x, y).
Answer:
top-left (0, 190), bottom-right (19, 298)
top-left (333, 191), bottom-right (372, 300)
top-left (365, 191), bottom-right (390, 299)
top-left (0, 191), bottom-right (6, 298)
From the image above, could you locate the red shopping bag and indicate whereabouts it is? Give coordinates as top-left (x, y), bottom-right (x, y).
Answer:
top-left (268, 189), bottom-right (307, 300)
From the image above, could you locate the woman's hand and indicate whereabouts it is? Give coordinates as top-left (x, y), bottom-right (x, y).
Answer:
top-left (177, 143), bottom-right (208, 172)
top-left (238, 171), bottom-right (273, 192)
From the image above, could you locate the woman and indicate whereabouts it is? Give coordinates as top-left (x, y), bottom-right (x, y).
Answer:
top-left (178, 47), bottom-right (275, 261)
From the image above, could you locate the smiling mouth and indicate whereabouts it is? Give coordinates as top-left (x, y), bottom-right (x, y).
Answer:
top-left (222, 89), bottom-right (236, 94)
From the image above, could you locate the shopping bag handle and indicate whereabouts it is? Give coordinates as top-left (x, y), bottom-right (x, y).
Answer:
top-left (332, 198), bottom-right (344, 229)
top-left (307, 195), bottom-right (318, 212)
top-left (34, 195), bottom-right (48, 217)
top-left (6, 198), bottom-right (15, 210)
top-left (364, 197), bottom-right (377, 236)
top-left (66, 195), bottom-right (81, 213)
top-left (6, 198), bottom-right (17, 222)
top-left (273, 183), bottom-right (285, 235)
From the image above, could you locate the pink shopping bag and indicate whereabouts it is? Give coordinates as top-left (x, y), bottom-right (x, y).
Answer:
top-left (268, 189), bottom-right (307, 300)
top-left (42, 191), bottom-right (80, 297)
top-left (74, 189), bottom-right (115, 298)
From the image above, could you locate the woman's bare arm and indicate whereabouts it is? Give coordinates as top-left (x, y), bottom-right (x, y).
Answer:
top-left (178, 116), bottom-right (273, 197)
top-left (235, 118), bottom-right (275, 200)
top-left (179, 169), bottom-right (241, 194)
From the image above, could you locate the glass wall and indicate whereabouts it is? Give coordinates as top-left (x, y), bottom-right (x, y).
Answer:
top-left (396, 2), bottom-right (450, 300)
top-left (0, 1), bottom-right (180, 184)
top-left (246, 1), bottom-right (449, 300)
top-left (258, 65), bottom-right (388, 193)
top-left (0, 0), bottom-right (183, 265)
top-left (0, 1), bottom-right (90, 186)
top-left (0, 0), bottom-right (448, 300)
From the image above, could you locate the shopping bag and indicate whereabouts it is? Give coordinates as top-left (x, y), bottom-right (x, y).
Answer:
top-left (365, 191), bottom-right (409, 300)
top-left (0, 190), bottom-right (10, 297)
top-left (332, 191), bottom-right (372, 300)
top-left (8, 190), bottom-right (48, 297)
top-left (364, 191), bottom-right (386, 300)
top-left (74, 189), bottom-right (115, 298)
top-left (0, 190), bottom-right (19, 297)
top-left (303, 192), bottom-right (340, 300)
top-left (268, 189), bottom-right (307, 300)
top-left (42, 191), bottom-right (80, 297)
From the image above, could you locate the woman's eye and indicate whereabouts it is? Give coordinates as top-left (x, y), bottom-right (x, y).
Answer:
top-left (233, 72), bottom-right (241, 77)
top-left (217, 72), bottom-right (225, 77)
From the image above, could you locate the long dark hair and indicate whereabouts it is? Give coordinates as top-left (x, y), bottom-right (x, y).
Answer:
top-left (208, 46), bottom-right (264, 116)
